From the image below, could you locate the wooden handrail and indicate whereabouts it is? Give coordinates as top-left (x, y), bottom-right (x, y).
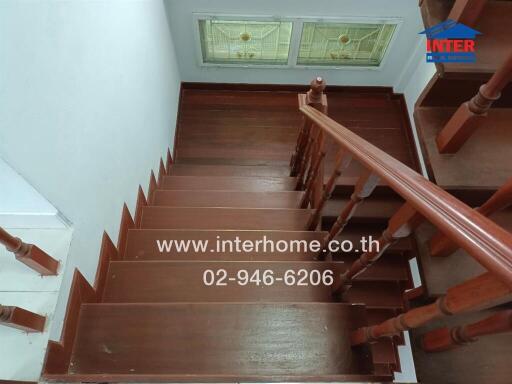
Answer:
top-left (436, 52), bottom-right (512, 153)
top-left (430, 177), bottom-right (512, 257)
top-left (0, 226), bottom-right (59, 275)
top-left (421, 309), bottom-right (512, 352)
top-left (299, 105), bottom-right (512, 286)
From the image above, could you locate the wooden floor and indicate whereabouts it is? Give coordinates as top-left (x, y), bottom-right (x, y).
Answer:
top-left (175, 86), bottom-right (420, 179)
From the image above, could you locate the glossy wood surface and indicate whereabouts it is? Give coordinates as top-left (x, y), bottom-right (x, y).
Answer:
top-left (169, 164), bottom-right (290, 177)
top-left (140, 207), bottom-right (312, 231)
top-left (153, 190), bottom-right (303, 208)
top-left (70, 303), bottom-right (373, 376)
top-left (161, 175), bottom-right (297, 191)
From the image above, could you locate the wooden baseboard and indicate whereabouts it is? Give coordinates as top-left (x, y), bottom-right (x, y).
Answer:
top-left (181, 81), bottom-right (394, 94)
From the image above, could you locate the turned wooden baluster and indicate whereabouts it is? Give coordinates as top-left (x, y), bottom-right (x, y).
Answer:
top-left (296, 128), bottom-right (318, 190)
top-left (0, 226), bottom-right (59, 275)
top-left (430, 177), bottom-right (512, 257)
top-left (301, 129), bottom-right (326, 208)
top-left (436, 52), bottom-right (512, 153)
top-left (351, 272), bottom-right (512, 345)
top-left (448, 0), bottom-right (488, 27)
top-left (0, 304), bottom-right (46, 332)
top-left (290, 119), bottom-right (312, 176)
top-left (421, 309), bottom-right (512, 352)
top-left (305, 149), bottom-right (353, 230)
top-left (322, 170), bottom-right (380, 249)
top-left (290, 77), bottom-right (327, 177)
top-left (333, 203), bottom-right (424, 295)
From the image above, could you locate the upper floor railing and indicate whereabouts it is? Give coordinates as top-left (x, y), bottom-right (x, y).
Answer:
top-left (0, 226), bottom-right (59, 276)
top-left (292, 77), bottom-right (512, 349)
top-left (0, 226), bottom-right (59, 333)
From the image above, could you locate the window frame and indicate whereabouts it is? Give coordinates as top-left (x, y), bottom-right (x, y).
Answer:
top-left (193, 14), bottom-right (403, 70)
top-left (193, 14), bottom-right (296, 69)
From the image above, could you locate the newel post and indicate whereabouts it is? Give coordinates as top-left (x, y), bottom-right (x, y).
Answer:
top-left (436, 52), bottom-right (512, 153)
top-left (0, 227), bottom-right (59, 275)
top-left (291, 77), bottom-right (327, 194)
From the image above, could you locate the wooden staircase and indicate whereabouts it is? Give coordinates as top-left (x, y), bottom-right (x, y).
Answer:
top-left (40, 83), bottom-right (423, 382)
top-left (41, 77), bottom-right (512, 383)
top-left (43, 163), bottom-right (403, 382)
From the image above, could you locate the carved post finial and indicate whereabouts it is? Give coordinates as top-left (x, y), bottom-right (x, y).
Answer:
top-left (306, 77), bottom-right (326, 106)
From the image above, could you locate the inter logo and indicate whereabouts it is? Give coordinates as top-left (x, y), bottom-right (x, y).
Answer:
top-left (419, 19), bottom-right (481, 63)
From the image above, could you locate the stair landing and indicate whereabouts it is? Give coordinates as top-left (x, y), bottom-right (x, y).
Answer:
top-left (414, 106), bottom-right (512, 190)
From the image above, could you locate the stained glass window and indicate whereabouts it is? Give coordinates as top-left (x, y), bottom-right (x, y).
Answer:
top-left (297, 22), bottom-right (397, 67)
top-left (199, 19), bottom-right (293, 65)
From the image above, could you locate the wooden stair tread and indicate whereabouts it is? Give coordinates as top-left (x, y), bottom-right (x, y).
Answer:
top-left (103, 261), bottom-right (345, 303)
top-left (345, 281), bottom-right (405, 309)
top-left (338, 255), bottom-right (410, 282)
top-left (175, 147), bottom-right (293, 164)
top-left (153, 190), bottom-right (303, 208)
top-left (324, 196), bottom-right (404, 222)
top-left (414, 106), bottom-right (512, 190)
top-left (161, 175), bottom-right (297, 191)
top-left (69, 303), bottom-right (376, 377)
top-left (175, 156), bottom-right (290, 167)
top-left (420, 0), bottom-right (512, 77)
top-left (140, 207), bottom-right (312, 231)
top-left (125, 229), bottom-right (327, 261)
top-left (332, 224), bottom-right (414, 254)
top-left (168, 164), bottom-right (291, 177)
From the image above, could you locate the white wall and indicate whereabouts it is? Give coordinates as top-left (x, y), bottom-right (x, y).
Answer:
top-left (395, 35), bottom-right (437, 177)
top-left (0, 0), bottom-right (181, 339)
top-left (165, 0), bottom-right (424, 87)
top-left (0, 158), bottom-right (67, 228)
